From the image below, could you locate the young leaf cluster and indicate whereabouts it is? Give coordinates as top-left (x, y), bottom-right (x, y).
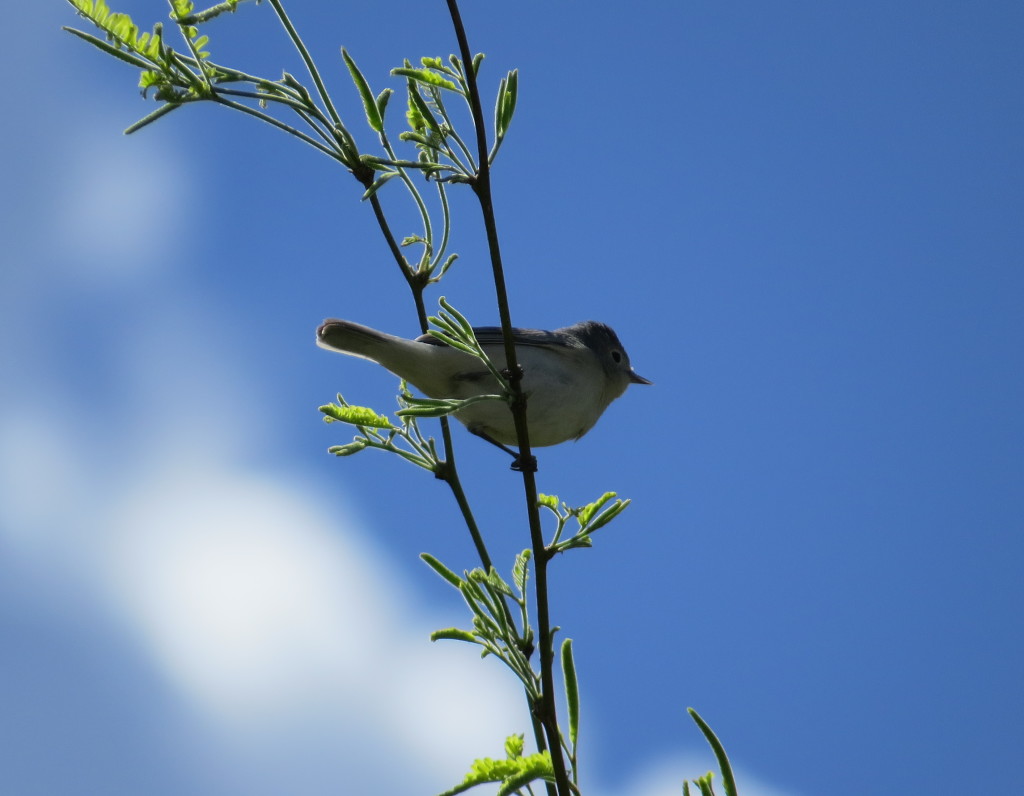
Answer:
top-left (422, 550), bottom-right (584, 790)
top-left (63, 2), bottom-right (516, 291)
top-left (427, 297), bottom-right (512, 390)
top-left (423, 551), bottom-right (539, 697)
top-left (437, 734), bottom-right (553, 796)
top-left (378, 55), bottom-right (518, 181)
top-left (65, 1), bottom-right (243, 127)
top-left (538, 491), bottom-right (632, 555)
top-left (340, 52), bottom-right (515, 281)
top-left (319, 389), bottom-right (443, 472)
top-left (64, 0), bottom-right (370, 171)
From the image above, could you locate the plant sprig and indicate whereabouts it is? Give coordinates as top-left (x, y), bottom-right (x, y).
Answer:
top-left (65, 4), bottom-right (741, 795)
top-left (424, 551), bottom-right (539, 697)
top-left (538, 492), bottom-right (632, 555)
top-left (320, 389), bottom-right (443, 473)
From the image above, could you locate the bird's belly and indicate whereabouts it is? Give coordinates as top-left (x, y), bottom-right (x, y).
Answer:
top-left (453, 380), bottom-right (604, 447)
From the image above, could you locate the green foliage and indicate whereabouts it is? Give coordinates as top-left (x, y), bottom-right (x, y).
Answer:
top-left (66, 0), bottom-right (165, 62)
top-left (319, 403), bottom-right (393, 429)
top-left (387, 55), bottom-right (519, 178)
top-left (320, 391), bottom-right (442, 472)
top-left (425, 551), bottom-right (538, 697)
top-left (342, 47), bottom-right (383, 133)
top-left (173, 0), bottom-right (244, 26)
top-left (392, 66), bottom-right (459, 93)
top-left (63, 0), bottom-right (234, 119)
top-left (504, 734), bottom-right (525, 759)
top-left (537, 491), bottom-right (632, 554)
top-left (426, 296), bottom-right (511, 388)
top-left (437, 738), bottom-right (552, 796)
top-left (63, 0), bottom-right (366, 166)
top-left (493, 69), bottom-right (518, 155)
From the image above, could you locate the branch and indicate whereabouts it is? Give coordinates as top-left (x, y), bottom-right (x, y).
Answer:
top-left (445, 3), bottom-right (571, 795)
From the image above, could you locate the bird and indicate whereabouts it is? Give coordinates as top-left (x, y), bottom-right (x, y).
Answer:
top-left (316, 318), bottom-right (650, 458)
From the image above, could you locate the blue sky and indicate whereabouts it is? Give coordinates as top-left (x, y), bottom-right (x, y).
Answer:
top-left (3, 2), bottom-right (1022, 794)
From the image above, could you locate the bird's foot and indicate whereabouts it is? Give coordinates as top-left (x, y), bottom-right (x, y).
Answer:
top-left (510, 454), bottom-right (538, 473)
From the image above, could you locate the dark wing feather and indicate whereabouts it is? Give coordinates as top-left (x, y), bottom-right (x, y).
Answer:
top-left (416, 326), bottom-right (572, 348)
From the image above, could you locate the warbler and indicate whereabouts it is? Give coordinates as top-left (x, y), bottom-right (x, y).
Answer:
top-left (317, 319), bottom-right (650, 457)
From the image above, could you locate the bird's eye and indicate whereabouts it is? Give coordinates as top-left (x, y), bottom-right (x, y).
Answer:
top-left (611, 350), bottom-right (623, 363)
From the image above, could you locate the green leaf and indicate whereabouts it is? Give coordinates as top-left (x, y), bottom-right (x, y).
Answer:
top-left (398, 130), bottom-right (432, 147)
top-left (695, 773), bottom-right (716, 796)
top-left (420, 553), bottom-right (464, 589)
top-left (481, 567), bottom-right (514, 598)
top-left (578, 492), bottom-right (616, 528)
top-left (327, 440), bottom-right (368, 456)
top-left (361, 170), bottom-right (399, 200)
top-left (584, 498), bottom-right (630, 533)
top-left (395, 399), bottom-right (460, 418)
top-left (396, 394), bottom-right (503, 419)
top-left (169, 0), bottom-right (194, 18)
top-left (536, 493), bottom-right (559, 511)
top-left (173, 0), bottom-right (240, 25)
top-left (497, 69), bottom-right (516, 137)
top-left (62, 25), bottom-right (157, 70)
top-left (425, 329), bottom-right (477, 356)
top-left (561, 638), bottom-right (580, 750)
top-left (494, 69), bottom-right (518, 142)
top-left (512, 549), bottom-right (531, 594)
top-left (341, 47), bottom-right (383, 133)
top-left (459, 584), bottom-right (500, 638)
top-left (405, 99), bottom-right (426, 133)
top-left (358, 155), bottom-right (400, 173)
top-left (437, 750), bottom-right (553, 796)
top-left (430, 628), bottom-right (477, 644)
top-left (688, 708), bottom-right (737, 796)
top-left (406, 80), bottom-right (444, 138)
top-left (437, 296), bottom-right (476, 339)
top-left (391, 66), bottom-right (458, 92)
top-left (319, 403), bottom-right (393, 428)
top-left (124, 101), bottom-right (182, 134)
top-left (66, 0), bottom-right (165, 62)
top-left (503, 734), bottom-right (524, 759)
top-left (375, 87), bottom-right (393, 123)
top-left (428, 253), bottom-right (459, 283)
top-left (502, 69), bottom-right (518, 130)
top-left (495, 767), bottom-right (548, 796)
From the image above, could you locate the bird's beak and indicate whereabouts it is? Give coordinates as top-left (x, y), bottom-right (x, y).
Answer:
top-left (630, 371), bottom-right (652, 385)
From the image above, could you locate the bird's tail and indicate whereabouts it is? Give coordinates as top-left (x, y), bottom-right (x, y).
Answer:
top-left (316, 319), bottom-right (429, 383)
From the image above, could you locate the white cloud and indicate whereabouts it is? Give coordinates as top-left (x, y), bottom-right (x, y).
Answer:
top-left (0, 274), bottom-right (525, 789)
top-left (101, 467), bottom-right (382, 718)
top-left (604, 753), bottom-right (799, 796)
top-left (94, 455), bottom-right (525, 776)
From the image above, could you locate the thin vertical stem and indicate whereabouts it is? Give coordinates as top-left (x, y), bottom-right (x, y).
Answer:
top-left (365, 194), bottom-right (494, 569)
top-left (366, 132), bottom-right (549, 765)
top-left (445, 3), bottom-right (571, 795)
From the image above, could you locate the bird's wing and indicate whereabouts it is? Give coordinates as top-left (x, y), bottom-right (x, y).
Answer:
top-left (416, 327), bottom-right (568, 349)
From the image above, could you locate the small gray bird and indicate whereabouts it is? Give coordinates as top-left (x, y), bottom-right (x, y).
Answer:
top-left (316, 319), bottom-right (650, 454)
